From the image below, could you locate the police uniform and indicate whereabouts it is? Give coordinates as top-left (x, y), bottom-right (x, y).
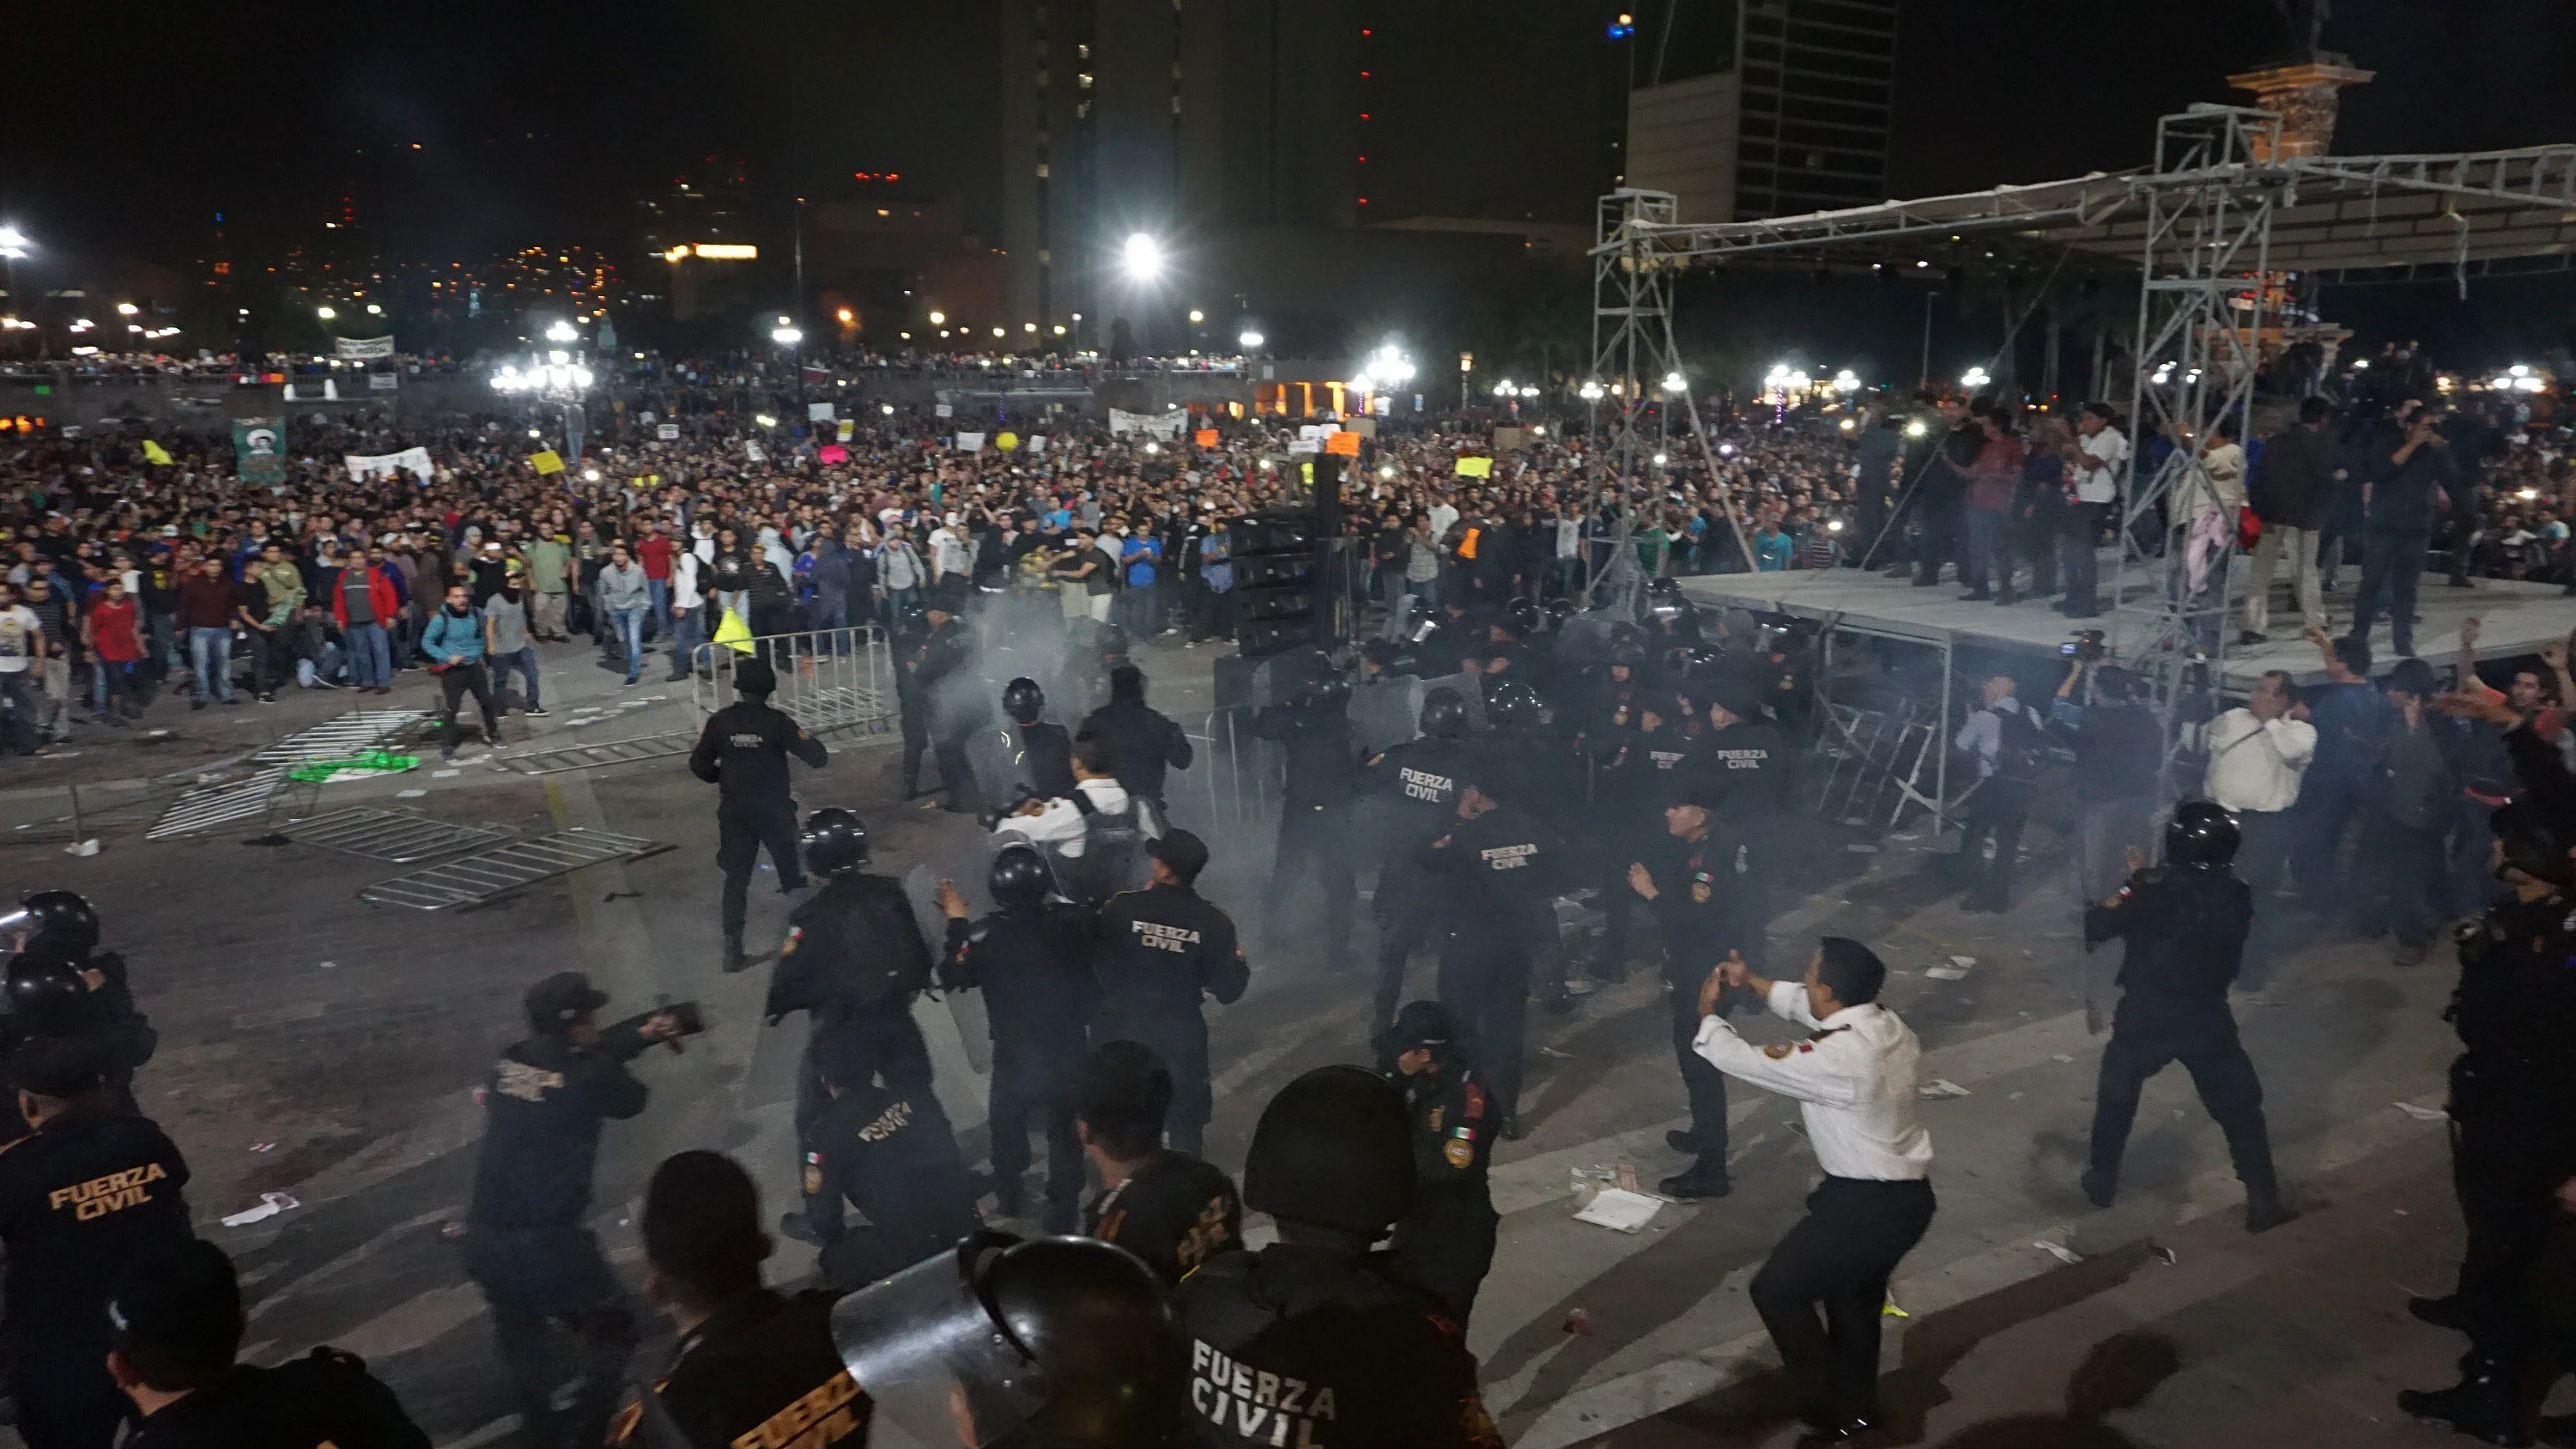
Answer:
top-left (124, 1352), bottom-right (427, 1449)
top-left (899, 615), bottom-right (981, 808)
top-left (0, 1102), bottom-right (191, 1449)
top-left (2081, 865), bottom-right (2282, 1218)
top-left (688, 677), bottom-right (829, 959)
top-left (1577, 667), bottom-right (1655, 970)
top-left (968, 718), bottom-right (1076, 803)
top-left (1084, 1149), bottom-right (1245, 1288)
top-left (1253, 696), bottom-right (1359, 967)
top-left (1693, 973), bottom-right (1936, 1437)
top-left (611, 1290), bottom-right (866, 1449)
top-left (1385, 1063), bottom-right (1498, 1328)
top-left (1091, 876), bottom-right (1248, 1158)
top-left (1596, 701), bottom-right (1697, 975)
top-left (769, 870), bottom-right (936, 1135)
top-left (461, 1005), bottom-right (660, 1449)
top-left (943, 901), bottom-right (1097, 1228)
top-left (800, 1081), bottom-right (980, 1289)
top-left (1699, 692), bottom-right (1791, 954)
top-left (1645, 816), bottom-right (1757, 1192)
top-left (1422, 799), bottom-right (1563, 1127)
top-left (1364, 731), bottom-right (1470, 1028)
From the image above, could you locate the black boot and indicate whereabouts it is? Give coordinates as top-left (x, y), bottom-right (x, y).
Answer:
top-left (2398, 1355), bottom-right (2530, 1446)
top-left (2244, 1190), bottom-right (2294, 1234)
top-left (1666, 1128), bottom-right (1703, 1155)
top-left (1658, 1158), bottom-right (1730, 1199)
top-left (2409, 1294), bottom-right (2470, 1331)
top-left (721, 937), bottom-right (749, 974)
top-left (2079, 1167), bottom-right (2117, 1209)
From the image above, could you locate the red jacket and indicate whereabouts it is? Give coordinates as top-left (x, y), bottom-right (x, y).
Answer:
top-left (330, 565), bottom-right (402, 630)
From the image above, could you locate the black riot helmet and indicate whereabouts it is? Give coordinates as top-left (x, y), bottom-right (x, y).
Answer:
top-left (1486, 679), bottom-right (1543, 731)
top-left (799, 808), bottom-right (870, 876)
top-left (1242, 1064), bottom-right (1415, 1239)
top-left (1419, 686), bottom-right (1469, 740)
top-left (17, 889), bottom-right (99, 959)
top-left (2162, 799), bottom-right (2240, 869)
top-left (1606, 621), bottom-right (1649, 668)
top-left (2492, 798), bottom-right (2575, 886)
top-left (1094, 622), bottom-right (1131, 662)
top-left (1505, 596), bottom-right (1541, 638)
top-left (4, 951), bottom-right (89, 1036)
top-left (989, 843), bottom-right (1053, 911)
top-left (832, 1229), bottom-right (1184, 1449)
top-left (1003, 676), bottom-right (1047, 726)
top-left (1643, 576), bottom-right (1687, 621)
top-left (1542, 596), bottom-right (1574, 629)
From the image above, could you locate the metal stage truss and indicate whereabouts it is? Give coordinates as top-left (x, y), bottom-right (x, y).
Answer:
top-left (1592, 102), bottom-right (2576, 793)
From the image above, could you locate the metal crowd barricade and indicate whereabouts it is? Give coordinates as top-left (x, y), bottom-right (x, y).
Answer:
top-left (690, 623), bottom-right (898, 738)
top-left (1167, 706), bottom-right (1273, 841)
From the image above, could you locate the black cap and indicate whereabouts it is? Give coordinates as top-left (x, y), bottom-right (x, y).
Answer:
top-left (11, 1034), bottom-right (106, 1098)
top-left (1670, 773), bottom-right (1727, 812)
top-left (642, 1150), bottom-right (768, 1294)
top-left (1147, 828), bottom-right (1209, 882)
top-left (734, 658), bottom-right (778, 697)
top-left (108, 1240), bottom-right (243, 1379)
top-left (1706, 680), bottom-right (1761, 721)
top-left (524, 971), bottom-right (609, 1034)
top-left (1385, 1000), bottom-right (1458, 1053)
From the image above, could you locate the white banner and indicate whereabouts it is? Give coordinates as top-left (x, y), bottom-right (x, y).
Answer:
top-left (336, 336), bottom-right (395, 359)
top-left (343, 446), bottom-right (433, 482)
top-left (1297, 423), bottom-right (1343, 445)
top-left (1110, 408), bottom-right (1186, 440)
top-left (808, 402), bottom-right (836, 421)
top-left (746, 440), bottom-right (767, 463)
top-left (935, 403), bottom-right (955, 419)
top-left (366, 373), bottom-right (398, 391)
top-left (657, 423), bottom-right (681, 441)
top-left (1026, 434), bottom-right (1046, 455)
top-left (955, 432), bottom-right (986, 453)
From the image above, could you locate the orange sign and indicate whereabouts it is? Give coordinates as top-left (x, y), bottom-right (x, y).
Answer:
top-left (1193, 428), bottom-right (1218, 449)
top-left (1323, 430), bottom-right (1360, 457)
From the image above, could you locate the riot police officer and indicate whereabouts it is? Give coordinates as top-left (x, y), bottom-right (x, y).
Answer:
top-left (621, 1150), bottom-right (864, 1449)
top-left (1701, 677), bottom-right (1792, 950)
top-left (0, 1037), bottom-right (193, 1449)
top-left (1074, 1039), bottom-right (1244, 1288)
top-left (787, 1028), bottom-right (979, 1290)
top-left (833, 1228), bottom-right (1186, 1449)
top-left (2398, 797), bottom-right (2576, 1444)
top-left (1176, 1065), bottom-right (1504, 1449)
top-left (1578, 641), bottom-right (1656, 973)
top-left (2080, 801), bottom-right (2288, 1231)
top-left (1365, 688), bottom-right (1473, 1030)
top-left (461, 974), bottom-right (688, 1449)
top-left (0, 889), bottom-right (155, 1108)
top-left (969, 676), bottom-right (1076, 802)
top-left (689, 658), bottom-right (829, 973)
top-left (769, 809), bottom-right (936, 1134)
top-left (1089, 829), bottom-right (1247, 1158)
top-left (1077, 664), bottom-right (1194, 828)
top-left (1253, 670), bottom-right (1360, 969)
top-left (937, 844), bottom-right (1097, 1232)
top-left (1422, 767), bottom-right (1566, 1137)
top-left (1382, 1001), bottom-right (1500, 1329)
top-left (1591, 678), bottom-right (1698, 981)
top-left (899, 591), bottom-right (983, 810)
top-left (1627, 776), bottom-right (1756, 1198)
top-left (110, 1240), bottom-right (427, 1449)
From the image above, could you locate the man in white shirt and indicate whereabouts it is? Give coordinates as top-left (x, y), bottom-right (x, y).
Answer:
top-left (0, 582), bottom-right (43, 755)
top-left (2203, 669), bottom-right (2315, 988)
top-left (2064, 403), bottom-right (2130, 618)
top-left (1693, 937), bottom-right (1932, 1442)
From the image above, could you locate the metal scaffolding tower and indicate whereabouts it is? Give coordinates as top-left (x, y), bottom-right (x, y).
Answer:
top-left (2106, 106), bottom-right (2282, 785)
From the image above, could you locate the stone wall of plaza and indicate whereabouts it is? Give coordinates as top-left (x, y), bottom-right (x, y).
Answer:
top-left (0, 367), bottom-right (1259, 432)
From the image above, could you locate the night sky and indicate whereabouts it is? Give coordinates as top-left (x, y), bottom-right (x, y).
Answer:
top-left (6, 0), bottom-right (2574, 346)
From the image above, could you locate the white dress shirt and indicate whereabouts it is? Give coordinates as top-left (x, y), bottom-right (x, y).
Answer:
top-left (996, 777), bottom-right (1130, 858)
top-left (2203, 707), bottom-right (2314, 814)
top-left (1693, 980), bottom-right (1933, 1181)
top-left (2074, 426), bottom-right (2128, 505)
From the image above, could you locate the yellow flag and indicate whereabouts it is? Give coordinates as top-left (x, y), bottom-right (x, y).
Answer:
top-left (141, 440), bottom-right (173, 466)
top-left (529, 450), bottom-right (565, 476)
top-left (712, 606), bottom-right (757, 656)
top-left (1454, 455), bottom-right (1493, 478)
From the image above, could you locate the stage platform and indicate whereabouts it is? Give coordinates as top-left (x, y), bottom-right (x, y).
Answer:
top-left (1677, 563), bottom-right (2576, 691)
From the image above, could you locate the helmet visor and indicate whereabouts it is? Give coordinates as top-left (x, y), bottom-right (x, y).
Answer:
top-left (832, 1234), bottom-right (1049, 1449)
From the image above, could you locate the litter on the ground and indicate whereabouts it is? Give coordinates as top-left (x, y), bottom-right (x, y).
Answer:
top-left (1918, 1078), bottom-right (1972, 1100)
top-left (2033, 1240), bottom-right (2082, 1265)
top-left (1573, 1188), bottom-right (1665, 1234)
top-left (1538, 1045), bottom-right (1574, 1059)
top-left (1950, 955), bottom-right (1976, 967)
top-left (1925, 965), bottom-right (1971, 981)
top-left (248, 1142), bottom-right (276, 1153)
top-left (1563, 1308), bottom-right (1595, 1336)
top-left (318, 961), bottom-right (336, 970)
top-left (431, 769), bottom-right (460, 779)
top-left (63, 839), bottom-right (100, 857)
top-left (2153, 1246), bottom-right (2178, 1265)
top-left (1882, 1295), bottom-right (1909, 1319)
top-left (1846, 843), bottom-right (1880, 854)
top-left (2052, 1053), bottom-right (2075, 1063)
top-left (2394, 1100), bottom-right (2448, 1122)
top-left (396, 789), bottom-right (427, 798)
top-left (220, 1191), bottom-right (300, 1228)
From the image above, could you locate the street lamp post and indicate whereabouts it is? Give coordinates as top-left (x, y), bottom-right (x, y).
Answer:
top-left (773, 319), bottom-right (805, 433)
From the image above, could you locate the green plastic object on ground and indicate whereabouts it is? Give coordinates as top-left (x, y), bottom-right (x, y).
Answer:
top-left (287, 750), bottom-right (421, 783)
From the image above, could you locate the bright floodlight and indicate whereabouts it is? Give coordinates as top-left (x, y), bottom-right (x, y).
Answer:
top-left (1239, 330), bottom-right (1264, 349)
top-left (316, 306), bottom-right (336, 320)
top-left (1579, 380), bottom-right (1604, 401)
top-left (1652, 452), bottom-right (1669, 466)
top-left (2512, 364), bottom-right (2531, 377)
top-left (116, 303), bottom-right (139, 317)
top-left (1663, 371), bottom-right (1687, 393)
top-left (1961, 366), bottom-right (1991, 389)
top-left (928, 311), bottom-right (946, 325)
top-left (545, 320), bottom-right (578, 343)
top-left (1187, 309), bottom-right (1204, 324)
top-left (1122, 233), bottom-right (1164, 282)
top-left (367, 303), bottom-right (384, 315)
top-left (1834, 369), bottom-right (1861, 392)
top-left (773, 325), bottom-right (803, 346)
top-left (0, 225), bottom-right (27, 258)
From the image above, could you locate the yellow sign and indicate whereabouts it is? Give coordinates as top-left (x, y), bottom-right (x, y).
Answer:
top-left (1454, 455), bottom-right (1493, 477)
top-left (141, 440), bottom-right (173, 466)
top-left (996, 431), bottom-right (1020, 452)
top-left (529, 450), bottom-right (565, 476)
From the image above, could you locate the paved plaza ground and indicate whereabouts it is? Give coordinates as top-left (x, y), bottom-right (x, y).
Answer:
top-left (0, 628), bottom-right (2545, 1449)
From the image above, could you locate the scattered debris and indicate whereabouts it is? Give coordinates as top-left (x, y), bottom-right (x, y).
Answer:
top-left (1615, 1163), bottom-right (1640, 1193)
top-left (220, 1192), bottom-right (300, 1228)
top-left (2007, 1091), bottom-right (2025, 1101)
top-left (2052, 1053), bottom-right (2075, 1064)
top-left (439, 1220), bottom-right (466, 1241)
top-left (1846, 843), bottom-right (1880, 854)
top-left (2033, 1240), bottom-right (2083, 1266)
top-left (2152, 1246), bottom-right (2178, 1265)
top-left (147, 729), bottom-right (171, 738)
top-left (1950, 955), bottom-right (1976, 967)
top-left (1882, 1294), bottom-right (1910, 1319)
top-left (396, 789), bottom-right (427, 798)
top-left (1563, 1308), bottom-right (1595, 1337)
top-left (1925, 964), bottom-right (1971, 981)
top-left (2393, 1208), bottom-right (2409, 1216)
top-left (431, 769), bottom-right (460, 779)
top-left (1537, 1045), bottom-right (1574, 1059)
top-left (248, 1142), bottom-right (276, 1154)
top-left (318, 961), bottom-right (336, 970)
top-left (1573, 1188), bottom-right (1665, 1234)
top-left (63, 839), bottom-right (100, 857)
top-left (2393, 1100), bottom-right (2447, 1122)
top-left (603, 890), bottom-right (644, 903)
top-left (1918, 1078), bottom-right (1973, 1100)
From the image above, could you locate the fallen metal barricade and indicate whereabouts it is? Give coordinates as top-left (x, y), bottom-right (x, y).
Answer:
top-left (359, 828), bottom-right (670, 910)
top-left (490, 732), bottom-right (697, 776)
top-left (282, 807), bottom-right (515, 863)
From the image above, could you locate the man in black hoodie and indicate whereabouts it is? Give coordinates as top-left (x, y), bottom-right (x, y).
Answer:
top-left (2242, 396), bottom-right (2339, 646)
